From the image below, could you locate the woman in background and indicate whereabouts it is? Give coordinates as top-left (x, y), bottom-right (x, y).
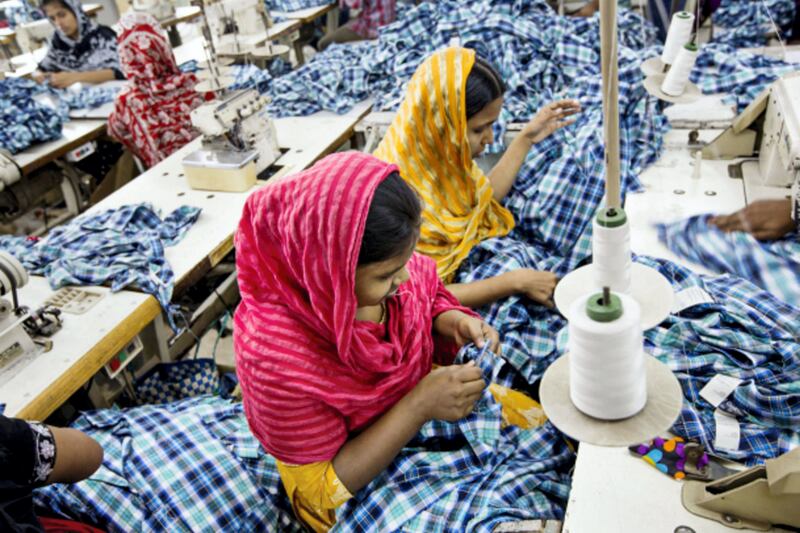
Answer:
top-left (108, 13), bottom-right (212, 169)
top-left (33, 0), bottom-right (123, 88)
top-left (318, 0), bottom-right (396, 49)
top-left (374, 47), bottom-right (580, 309)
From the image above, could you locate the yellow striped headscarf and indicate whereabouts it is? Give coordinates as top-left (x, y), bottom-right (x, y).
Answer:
top-left (373, 47), bottom-right (515, 283)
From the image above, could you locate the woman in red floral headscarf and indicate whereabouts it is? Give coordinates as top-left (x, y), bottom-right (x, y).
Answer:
top-left (108, 13), bottom-right (212, 169)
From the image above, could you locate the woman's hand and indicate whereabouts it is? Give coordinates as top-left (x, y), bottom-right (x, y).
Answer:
top-left (508, 269), bottom-right (558, 307)
top-left (409, 364), bottom-right (486, 422)
top-left (48, 71), bottom-right (81, 88)
top-left (521, 99), bottom-right (581, 144)
top-left (434, 310), bottom-right (501, 353)
top-left (452, 313), bottom-right (501, 354)
top-left (32, 71), bottom-right (48, 84)
top-left (710, 199), bottom-right (795, 241)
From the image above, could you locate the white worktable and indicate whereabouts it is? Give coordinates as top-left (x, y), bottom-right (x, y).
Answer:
top-left (86, 100), bottom-right (372, 294)
top-left (563, 444), bottom-right (793, 533)
top-left (172, 18), bottom-right (303, 66)
top-left (0, 277), bottom-right (159, 420)
top-left (273, 2), bottom-right (338, 25)
top-left (626, 129), bottom-right (748, 276)
top-left (12, 119), bottom-right (108, 175)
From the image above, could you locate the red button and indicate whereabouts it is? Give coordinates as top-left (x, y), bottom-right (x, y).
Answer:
top-left (110, 359), bottom-right (120, 371)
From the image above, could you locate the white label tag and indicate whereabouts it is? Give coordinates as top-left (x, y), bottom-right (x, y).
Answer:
top-left (713, 409), bottom-right (741, 451)
top-left (671, 286), bottom-right (714, 313)
top-left (699, 374), bottom-right (742, 407)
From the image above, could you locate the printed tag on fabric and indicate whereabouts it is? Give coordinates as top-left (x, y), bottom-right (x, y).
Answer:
top-left (713, 409), bottom-right (741, 451)
top-left (700, 374), bottom-right (743, 407)
top-left (671, 286), bottom-right (714, 313)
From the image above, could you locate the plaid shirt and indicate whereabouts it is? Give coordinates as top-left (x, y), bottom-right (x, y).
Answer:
top-left (0, 77), bottom-right (120, 154)
top-left (265, 0), bottom-right (331, 10)
top-left (33, 396), bottom-right (303, 532)
top-left (637, 256), bottom-right (800, 466)
top-left (0, 204), bottom-right (200, 330)
top-left (692, 44), bottom-right (800, 112)
top-left (657, 215), bottom-right (800, 308)
top-left (712, 0), bottom-right (795, 47)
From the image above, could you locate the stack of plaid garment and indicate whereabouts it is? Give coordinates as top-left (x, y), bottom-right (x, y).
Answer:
top-left (33, 396), bottom-right (303, 532)
top-left (0, 203), bottom-right (200, 330)
top-left (656, 215), bottom-right (800, 307)
top-left (0, 78), bottom-right (121, 154)
top-left (711, 0), bottom-right (795, 47)
top-left (637, 256), bottom-right (800, 466)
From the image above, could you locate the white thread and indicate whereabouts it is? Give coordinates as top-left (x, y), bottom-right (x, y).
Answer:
top-left (569, 292), bottom-right (647, 420)
top-left (661, 43), bottom-right (699, 96)
top-left (661, 11), bottom-right (695, 66)
top-left (592, 218), bottom-right (632, 294)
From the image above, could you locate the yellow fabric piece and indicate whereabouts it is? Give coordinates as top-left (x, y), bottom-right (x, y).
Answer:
top-left (276, 460), bottom-right (353, 533)
top-left (373, 47), bottom-right (516, 283)
top-left (489, 383), bottom-right (548, 429)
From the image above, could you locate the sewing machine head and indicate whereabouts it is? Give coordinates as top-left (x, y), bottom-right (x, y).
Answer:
top-left (702, 72), bottom-right (800, 190)
top-left (16, 18), bottom-right (53, 54)
top-left (758, 73), bottom-right (800, 187)
top-left (132, 0), bottom-right (175, 22)
top-left (183, 89), bottom-right (281, 191)
top-left (204, 0), bottom-right (272, 52)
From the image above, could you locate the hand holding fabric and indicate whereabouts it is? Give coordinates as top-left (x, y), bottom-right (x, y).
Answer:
top-left (710, 199), bottom-right (794, 241)
top-left (409, 364), bottom-right (486, 422)
top-left (509, 269), bottom-right (558, 307)
top-left (435, 310), bottom-right (501, 353)
top-left (522, 99), bottom-right (581, 144)
top-left (48, 71), bottom-right (80, 89)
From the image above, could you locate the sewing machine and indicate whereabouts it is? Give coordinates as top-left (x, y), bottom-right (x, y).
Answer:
top-left (131, 0), bottom-right (175, 22)
top-left (0, 251), bottom-right (62, 388)
top-left (182, 89), bottom-right (281, 192)
top-left (203, 0), bottom-right (276, 56)
top-left (702, 72), bottom-right (800, 198)
top-left (15, 18), bottom-right (52, 54)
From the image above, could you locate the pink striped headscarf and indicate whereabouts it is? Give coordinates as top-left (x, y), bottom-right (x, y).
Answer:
top-left (234, 152), bottom-right (468, 463)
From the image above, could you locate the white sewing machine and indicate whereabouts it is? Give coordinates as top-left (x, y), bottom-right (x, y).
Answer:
top-left (182, 89), bottom-right (281, 192)
top-left (15, 18), bottom-right (53, 54)
top-left (131, 0), bottom-right (175, 22)
top-left (702, 72), bottom-right (800, 201)
top-left (0, 251), bottom-right (39, 388)
top-left (203, 0), bottom-right (274, 55)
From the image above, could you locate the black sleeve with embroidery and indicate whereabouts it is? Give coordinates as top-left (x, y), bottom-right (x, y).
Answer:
top-left (0, 416), bottom-right (55, 486)
top-left (0, 416), bottom-right (56, 531)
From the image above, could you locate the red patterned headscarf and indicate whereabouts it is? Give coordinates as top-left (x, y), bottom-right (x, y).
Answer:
top-left (108, 13), bottom-right (212, 168)
top-left (234, 152), bottom-right (471, 464)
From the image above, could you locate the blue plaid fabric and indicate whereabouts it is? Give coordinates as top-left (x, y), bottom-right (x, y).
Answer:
top-left (712, 0), bottom-right (795, 47)
top-left (0, 203), bottom-right (200, 330)
top-left (265, 0), bottom-right (330, 10)
top-left (334, 345), bottom-right (573, 532)
top-left (692, 44), bottom-right (800, 112)
top-left (33, 396), bottom-right (304, 532)
top-left (656, 215), bottom-right (800, 307)
top-left (636, 256), bottom-right (800, 465)
top-left (0, 77), bottom-right (120, 154)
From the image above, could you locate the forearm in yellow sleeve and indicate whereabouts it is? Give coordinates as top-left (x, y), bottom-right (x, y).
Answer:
top-left (276, 460), bottom-right (353, 532)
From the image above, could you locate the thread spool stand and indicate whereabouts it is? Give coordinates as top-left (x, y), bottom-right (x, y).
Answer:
top-left (541, 287), bottom-right (682, 445)
top-left (543, 0), bottom-right (682, 447)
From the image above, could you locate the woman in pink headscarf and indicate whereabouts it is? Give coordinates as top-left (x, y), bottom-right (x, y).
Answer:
top-left (107, 13), bottom-right (212, 169)
top-left (234, 151), bottom-right (501, 531)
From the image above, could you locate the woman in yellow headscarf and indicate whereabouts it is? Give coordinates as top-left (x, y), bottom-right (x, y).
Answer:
top-left (374, 47), bottom-right (580, 309)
